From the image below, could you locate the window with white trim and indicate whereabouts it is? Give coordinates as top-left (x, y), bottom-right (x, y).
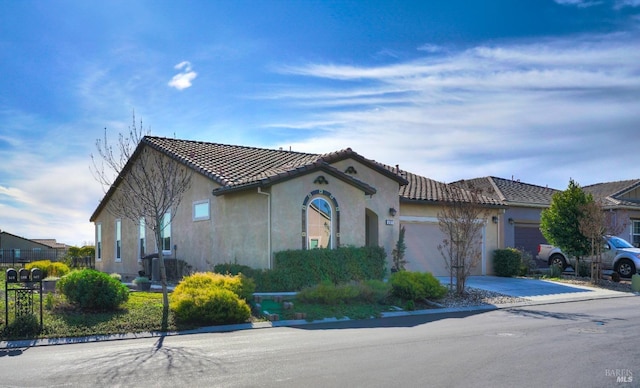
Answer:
top-left (115, 219), bottom-right (122, 262)
top-left (96, 223), bottom-right (102, 261)
top-left (632, 220), bottom-right (640, 248)
top-left (193, 200), bottom-right (210, 221)
top-left (307, 197), bottom-right (333, 249)
top-left (139, 218), bottom-right (146, 261)
top-left (161, 212), bottom-right (171, 252)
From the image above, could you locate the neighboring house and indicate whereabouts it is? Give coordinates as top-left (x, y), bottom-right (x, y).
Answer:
top-left (583, 179), bottom-right (640, 247)
top-left (0, 231), bottom-right (69, 264)
top-left (90, 136), bottom-right (504, 279)
top-left (454, 177), bottom-right (559, 260)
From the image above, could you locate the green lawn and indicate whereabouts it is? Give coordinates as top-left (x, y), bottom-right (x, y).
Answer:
top-left (0, 278), bottom-right (200, 341)
top-left (0, 276), bottom-right (426, 341)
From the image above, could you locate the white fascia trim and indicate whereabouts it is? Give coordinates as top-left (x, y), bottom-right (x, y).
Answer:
top-left (399, 216), bottom-right (439, 223)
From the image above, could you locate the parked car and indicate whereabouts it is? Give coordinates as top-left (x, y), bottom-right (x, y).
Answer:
top-left (537, 235), bottom-right (640, 278)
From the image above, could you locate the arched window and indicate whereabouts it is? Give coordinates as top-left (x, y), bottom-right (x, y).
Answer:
top-left (307, 197), bottom-right (332, 249)
top-left (302, 190), bottom-right (340, 249)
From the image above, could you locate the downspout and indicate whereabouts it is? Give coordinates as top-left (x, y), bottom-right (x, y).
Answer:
top-left (257, 187), bottom-right (272, 269)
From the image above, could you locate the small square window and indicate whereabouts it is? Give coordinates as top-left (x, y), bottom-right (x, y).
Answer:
top-left (193, 200), bottom-right (210, 221)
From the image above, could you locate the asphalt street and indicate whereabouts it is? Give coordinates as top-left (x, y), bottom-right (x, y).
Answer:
top-left (1, 296), bottom-right (638, 388)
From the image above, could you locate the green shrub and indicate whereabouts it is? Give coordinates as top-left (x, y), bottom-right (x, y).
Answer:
top-left (493, 248), bottom-right (522, 277)
top-left (213, 263), bottom-right (255, 277)
top-left (271, 246), bottom-right (387, 291)
top-left (389, 271), bottom-right (447, 301)
top-left (297, 280), bottom-right (391, 305)
top-left (519, 250), bottom-right (537, 276)
top-left (214, 246), bottom-right (386, 292)
top-left (25, 260), bottom-right (70, 278)
top-left (57, 269), bottom-right (129, 311)
top-left (578, 260), bottom-right (591, 277)
top-left (549, 263), bottom-right (563, 278)
top-left (110, 273), bottom-right (122, 282)
top-left (2, 314), bottom-right (40, 339)
top-left (170, 273), bottom-right (251, 325)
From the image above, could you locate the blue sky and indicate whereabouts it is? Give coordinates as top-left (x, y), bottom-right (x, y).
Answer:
top-left (1, 0), bottom-right (639, 246)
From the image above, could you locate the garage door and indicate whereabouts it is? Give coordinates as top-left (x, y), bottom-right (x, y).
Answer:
top-left (402, 222), bottom-right (484, 276)
top-left (514, 224), bottom-right (547, 259)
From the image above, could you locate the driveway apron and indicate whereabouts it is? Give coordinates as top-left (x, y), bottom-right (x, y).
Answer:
top-left (437, 275), bottom-right (628, 302)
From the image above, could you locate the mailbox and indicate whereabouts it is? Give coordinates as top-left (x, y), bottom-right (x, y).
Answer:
top-left (6, 268), bottom-right (18, 283)
top-left (31, 268), bottom-right (43, 282)
top-left (19, 268), bottom-right (30, 282)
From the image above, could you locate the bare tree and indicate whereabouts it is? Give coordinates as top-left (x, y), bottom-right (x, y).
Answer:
top-left (437, 183), bottom-right (492, 295)
top-left (579, 201), bottom-right (629, 283)
top-left (91, 113), bottom-right (192, 329)
top-left (578, 200), bottom-right (606, 283)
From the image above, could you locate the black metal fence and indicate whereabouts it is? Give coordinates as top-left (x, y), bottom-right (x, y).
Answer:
top-left (0, 248), bottom-right (69, 266)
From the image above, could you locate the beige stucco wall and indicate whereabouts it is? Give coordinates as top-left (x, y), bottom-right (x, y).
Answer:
top-left (93, 148), bottom-right (222, 279)
top-left (330, 159), bottom-right (402, 260)
top-left (399, 201), bottom-right (502, 276)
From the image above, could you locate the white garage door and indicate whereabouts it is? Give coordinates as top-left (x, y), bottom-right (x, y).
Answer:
top-left (402, 221), bottom-right (485, 276)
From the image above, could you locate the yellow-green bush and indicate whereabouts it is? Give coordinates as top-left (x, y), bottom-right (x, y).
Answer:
top-left (174, 272), bottom-right (255, 301)
top-left (169, 272), bottom-right (252, 325)
top-left (25, 260), bottom-right (70, 278)
top-left (170, 287), bottom-right (251, 325)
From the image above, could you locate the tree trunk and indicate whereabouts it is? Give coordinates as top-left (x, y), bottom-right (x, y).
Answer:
top-left (155, 229), bottom-right (169, 331)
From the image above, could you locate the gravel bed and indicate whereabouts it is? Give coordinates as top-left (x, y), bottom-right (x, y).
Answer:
top-left (434, 287), bottom-right (529, 309)
top-left (552, 276), bottom-right (633, 293)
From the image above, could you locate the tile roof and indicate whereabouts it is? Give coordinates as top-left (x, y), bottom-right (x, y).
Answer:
top-left (455, 176), bottom-right (558, 206)
top-left (32, 239), bottom-right (68, 249)
top-left (143, 136), bottom-right (407, 195)
top-left (394, 169), bottom-right (503, 206)
top-left (91, 136), bottom-right (507, 221)
top-left (583, 179), bottom-right (640, 208)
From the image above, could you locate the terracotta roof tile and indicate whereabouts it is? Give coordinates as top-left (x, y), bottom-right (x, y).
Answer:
top-left (456, 177), bottom-right (558, 206)
top-left (143, 137), bottom-right (394, 195)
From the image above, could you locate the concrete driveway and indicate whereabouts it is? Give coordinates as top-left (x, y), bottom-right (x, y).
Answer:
top-left (437, 275), bottom-right (630, 303)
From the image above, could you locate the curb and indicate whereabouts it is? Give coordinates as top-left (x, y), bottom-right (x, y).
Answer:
top-left (1, 291), bottom-right (635, 350)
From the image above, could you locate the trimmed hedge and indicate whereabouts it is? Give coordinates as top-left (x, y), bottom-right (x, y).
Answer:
top-left (214, 246), bottom-right (387, 292)
top-left (296, 280), bottom-right (390, 305)
top-left (57, 269), bottom-right (129, 311)
top-left (493, 248), bottom-right (522, 277)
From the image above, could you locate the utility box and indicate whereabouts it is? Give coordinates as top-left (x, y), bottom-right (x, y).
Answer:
top-left (632, 274), bottom-right (640, 292)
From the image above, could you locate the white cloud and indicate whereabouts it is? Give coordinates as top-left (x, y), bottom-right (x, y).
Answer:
top-left (168, 61), bottom-right (198, 90)
top-left (268, 33), bottom-right (640, 189)
top-left (417, 43), bottom-right (444, 53)
top-left (615, 0), bottom-right (640, 7)
top-left (554, 0), bottom-right (603, 8)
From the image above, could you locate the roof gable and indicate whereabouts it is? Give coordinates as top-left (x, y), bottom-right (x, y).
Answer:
top-left (583, 179), bottom-right (640, 208)
top-left (91, 137), bottom-right (406, 220)
top-left (398, 171), bottom-right (503, 206)
top-left (456, 176), bottom-right (558, 206)
top-left (144, 136), bottom-right (405, 194)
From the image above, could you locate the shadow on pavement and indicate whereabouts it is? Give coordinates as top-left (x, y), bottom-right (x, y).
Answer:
top-left (289, 309), bottom-right (491, 330)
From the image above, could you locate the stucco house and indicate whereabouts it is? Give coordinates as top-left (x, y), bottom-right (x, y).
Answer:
top-left (90, 136), bottom-right (504, 280)
top-left (0, 231), bottom-right (69, 264)
top-left (453, 177), bottom-right (558, 260)
top-left (583, 179), bottom-right (640, 247)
